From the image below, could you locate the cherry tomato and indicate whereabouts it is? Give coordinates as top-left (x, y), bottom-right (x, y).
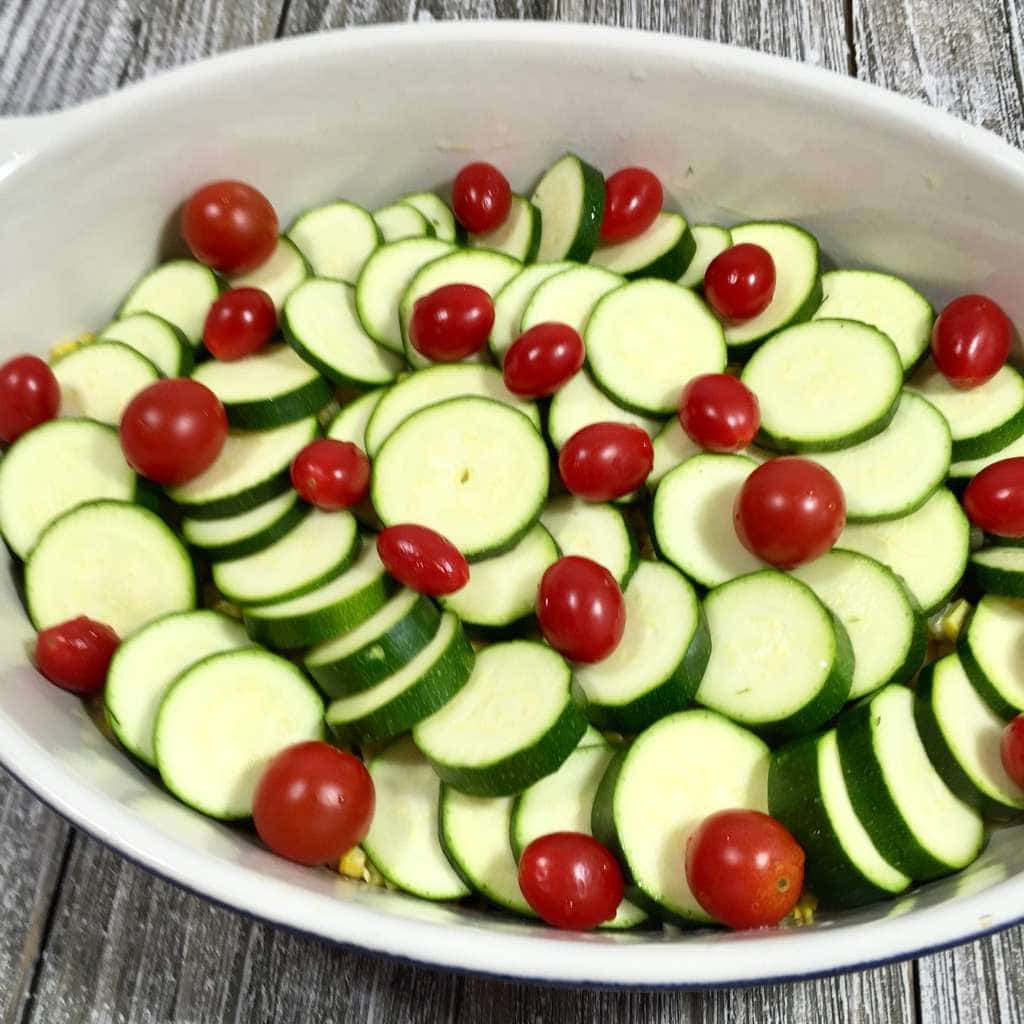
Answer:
top-left (203, 288), bottom-right (276, 360)
top-left (679, 373), bottom-right (760, 453)
top-left (451, 162), bottom-right (512, 234)
top-left (931, 294), bottom-right (1012, 389)
top-left (963, 457), bottom-right (1024, 538)
top-left (686, 809), bottom-right (805, 930)
top-left (1001, 715), bottom-right (1024, 791)
top-left (537, 556), bottom-right (625, 663)
top-left (558, 422), bottom-right (653, 501)
top-left (704, 243), bottom-right (777, 322)
top-left (734, 457), bottom-right (845, 569)
top-left (599, 167), bottom-right (663, 244)
top-left (0, 354), bottom-right (60, 444)
top-left (253, 741), bottom-right (375, 866)
top-left (120, 379), bottom-right (228, 485)
top-left (518, 832), bottom-right (625, 930)
top-left (377, 524), bottom-right (470, 596)
top-left (503, 322), bottom-right (585, 398)
top-left (35, 616), bottom-right (119, 695)
top-left (290, 439), bottom-right (370, 511)
top-left (181, 180), bottom-right (278, 274)
top-left (409, 284), bottom-right (494, 362)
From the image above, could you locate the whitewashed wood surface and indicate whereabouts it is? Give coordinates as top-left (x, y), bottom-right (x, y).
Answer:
top-left (1, 1), bottom-right (1022, 1020)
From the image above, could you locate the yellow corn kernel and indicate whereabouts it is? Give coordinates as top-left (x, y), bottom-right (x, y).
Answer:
top-left (790, 892), bottom-right (818, 926)
top-left (49, 331), bottom-right (96, 361)
top-left (338, 847), bottom-right (367, 879)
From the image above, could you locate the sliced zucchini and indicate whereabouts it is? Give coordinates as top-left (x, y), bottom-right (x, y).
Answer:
top-left (191, 343), bottom-right (331, 428)
top-left (53, 341), bottom-right (160, 426)
top-left (958, 596), bottom-right (1024, 718)
top-left (837, 487), bottom-right (969, 614)
top-left (372, 396), bottom-right (549, 560)
top-left (949, 431), bottom-right (1024, 481)
top-left (400, 249), bottom-right (521, 369)
top-left (678, 224), bottom-right (732, 289)
top-left (283, 278), bottom-right (404, 388)
top-left (399, 192), bottom-right (458, 243)
top-left (697, 570), bottom-right (853, 740)
top-left (363, 737), bottom-right (470, 901)
top-left (440, 524), bottom-right (558, 628)
top-left (530, 153), bottom-right (604, 263)
top-left (414, 641), bottom-right (585, 796)
top-left (242, 540), bottom-right (394, 650)
top-left (0, 419), bottom-right (136, 560)
top-left (305, 589), bottom-right (441, 698)
top-left (814, 269), bottom-right (935, 372)
top-left (909, 362), bottom-right (1024, 461)
top-left (181, 490), bottom-right (306, 563)
top-left (916, 653), bottom-right (1024, 818)
top-left (167, 416), bottom-right (318, 520)
top-left (326, 611), bottom-right (474, 745)
top-left (120, 259), bottom-right (220, 345)
top-left (590, 212), bottom-right (694, 281)
top-left (576, 561), bottom-right (709, 733)
top-left (652, 453), bottom-right (764, 588)
top-left (539, 496), bottom-right (637, 586)
top-left (372, 202), bottom-right (433, 243)
top-left (790, 550), bottom-right (927, 701)
top-left (769, 731), bottom-right (911, 908)
top-left (355, 237), bottom-right (454, 354)
top-left (649, 418), bottom-right (702, 489)
top-left (741, 319), bottom-right (902, 452)
top-left (584, 279), bottom-right (725, 416)
top-left (969, 547), bottom-right (1024, 598)
top-left (326, 389), bottom-right (386, 448)
top-left (593, 709), bottom-right (770, 925)
top-left (439, 788), bottom-right (533, 916)
top-left (227, 237), bottom-right (310, 311)
top-left (287, 201), bottom-right (381, 284)
top-left (722, 222), bottom-right (822, 356)
top-left (98, 313), bottom-right (192, 376)
top-left (104, 610), bottom-right (249, 766)
top-left (520, 264), bottom-right (623, 336)
top-left (25, 500), bottom-right (195, 635)
top-left (510, 740), bottom-right (648, 929)
top-left (808, 392), bottom-right (951, 521)
top-left (154, 648), bottom-right (324, 820)
top-left (211, 508), bottom-right (358, 607)
top-left (488, 261), bottom-right (574, 361)
top-left (836, 684), bottom-right (985, 880)
top-left (547, 370), bottom-right (662, 451)
top-left (364, 363), bottom-right (540, 457)
top-left (468, 195), bottom-right (541, 263)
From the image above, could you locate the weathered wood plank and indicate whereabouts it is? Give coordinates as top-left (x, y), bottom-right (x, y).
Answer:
top-left (0, 768), bottom-right (71, 1024)
top-left (0, 0), bottom-right (286, 116)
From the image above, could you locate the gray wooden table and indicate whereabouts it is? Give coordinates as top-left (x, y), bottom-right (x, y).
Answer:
top-left (1, 1), bottom-right (1023, 1020)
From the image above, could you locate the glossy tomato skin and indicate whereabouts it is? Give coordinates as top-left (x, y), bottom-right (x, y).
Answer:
top-left (1002, 716), bottom-right (1024, 790)
top-left (963, 457), bottom-right (1024, 537)
top-left (558, 422), bottom-right (654, 501)
top-left (182, 180), bottom-right (278, 274)
top-left (253, 741), bottom-right (375, 866)
top-left (536, 556), bottom-right (626, 663)
top-left (120, 379), bottom-right (228, 485)
top-left (35, 616), bottom-right (119, 695)
top-left (734, 457), bottom-right (845, 569)
top-left (203, 288), bottom-right (277, 360)
top-left (704, 243), bottom-right (777, 322)
top-left (518, 832), bottom-right (625, 930)
top-left (451, 162), bottom-right (512, 234)
top-left (409, 284), bottom-right (495, 362)
top-left (503, 322), bottom-right (585, 398)
top-left (377, 524), bottom-right (470, 596)
top-left (931, 294), bottom-right (1012, 389)
top-left (0, 355), bottom-right (60, 443)
top-left (599, 167), bottom-right (663, 244)
top-left (686, 809), bottom-right (805, 930)
top-left (291, 439), bottom-right (370, 511)
top-left (679, 373), bottom-right (760, 453)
